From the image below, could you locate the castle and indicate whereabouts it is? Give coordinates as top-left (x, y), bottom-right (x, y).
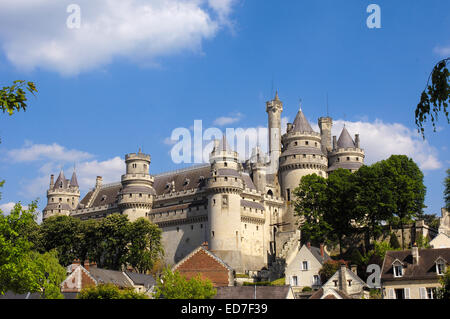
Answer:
top-left (43, 93), bottom-right (365, 273)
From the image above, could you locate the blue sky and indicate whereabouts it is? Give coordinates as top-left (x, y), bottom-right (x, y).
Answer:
top-left (0, 0), bottom-right (449, 219)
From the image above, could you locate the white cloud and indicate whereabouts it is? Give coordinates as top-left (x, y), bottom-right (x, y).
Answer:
top-left (0, 202), bottom-right (16, 214)
top-left (434, 46), bottom-right (450, 57)
top-left (76, 157), bottom-right (125, 190)
top-left (7, 142), bottom-right (93, 163)
top-left (213, 112), bottom-right (243, 126)
top-left (329, 119), bottom-right (442, 171)
top-left (0, 0), bottom-right (236, 75)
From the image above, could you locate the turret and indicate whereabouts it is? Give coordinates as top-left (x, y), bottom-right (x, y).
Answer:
top-left (266, 92), bottom-right (283, 174)
top-left (318, 117), bottom-right (333, 154)
top-left (206, 136), bottom-right (245, 272)
top-left (328, 126), bottom-right (365, 173)
top-left (279, 107), bottom-right (328, 231)
top-left (43, 169), bottom-right (80, 220)
top-left (118, 149), bottom-right (155, 222)
top-left (249, 146), bottom-right (268, 193)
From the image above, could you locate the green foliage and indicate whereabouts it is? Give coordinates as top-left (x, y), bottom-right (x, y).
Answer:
top-left (270, 277), bottom-right (285, 286)
top-left (350, 249), bottom-right (364, 266)
top-left (369, 289), bottom-right (382, 299)
top-left (0, 80), bottom-right (37, 116)
top-left (126, 218), bottom-right (164, 273)
top-left (389, 233), bottom-right (401, 249)
top-left (415, 58), bottom-right (450, 138)
top-left (39, 215), bottom-right (82, 266)
top-left (30, 250), bottom-right (66, 299)
top-left (416, 234), bottom-right (431, 249)
top-left (0, 202), bottom-right (40, 295)
top-left (318, 260), bottom-right (347, 284)
top-left (243, 281), bottom-right (272, 286)
top-left (77, 283), bottom-right (149, 299)
top-left (436, 268), bottom-right (450, 299)
top-left (293, 174), bottom-right (333, 245)
top-left (302, 286), bottom-right (312, 292)
top-left (153, 268), bottom-right (216, 299)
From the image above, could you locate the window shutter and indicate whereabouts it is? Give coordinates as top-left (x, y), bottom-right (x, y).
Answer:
top-left (420, 288), bottom-right (427, 299)
top-left (388, 289), bottom-right (395, 299)
top-left (404, 288), bottom-right (410, 299)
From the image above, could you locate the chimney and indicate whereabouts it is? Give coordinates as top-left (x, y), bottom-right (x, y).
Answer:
top-left (71, 259), bottom-right (81, 273)
top-left (320, 243), bottom-right (324, 258)
top-left (83, 260), bottom-right (89, 271)
top-left (332, 136), bottom-right (337, 150)
top-left (95, 176), bottom-right (103, 188)
top-left (355, 134), bottom-right (360, 148)
top-left (350, 264), bottom-right (357, 275)
top-left (50, 174), bottom-right (54, 188)
top-left (307, 242), bottom-right (311, 250)
top-left (339, 263), bottom-right (347, 294)
top-left (412, 243), bottom-right (419, 265)
top-left (202, 241), bottom-right (209, 250)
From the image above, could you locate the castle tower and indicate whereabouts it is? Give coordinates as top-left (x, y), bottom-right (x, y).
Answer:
top-left (266, 91), bottom-right (283, 174)
top-left (43, 169), bottom-right (80, 220)
top-left (118, 149), bottom-right (155, 222)
top-left (279, 107), bottom-right (328, 231)
top-left (318, 117), bottom-right (333, 155)
top-left (328, 126), bottom-right (365, 173)
top-left (206, 136), bottom-right (245, 272)
top-left (249, 146), bottom-right (268, 193)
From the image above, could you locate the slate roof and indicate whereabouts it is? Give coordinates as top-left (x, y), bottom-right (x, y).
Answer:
top-left (88, 267), bottom-right (134, 288)
top-left (70, 171), bottom-right (79, 187)
top-left (214, 286), bottom-right (292, 299)
top-left (53, 170), bottom-right (69, 189)
top-left (241, 200), bottom-right (265, 210)
top-left (90, 184), bottom-right (122, 207)
top-left (281, 146), bottom-right (325, 157)
top-left (381, 248), bottom-right (450, 281)
top-left (292, 109), bottom-right (315, 133)
top-left (124, 271), bottom-right (156, 289)
top-left (328, 161), bottom-right (363, 172)
top-left (337, 126), bottom-right (355, 148)
top-left (309, 246), bottom-right (331, 265)
top-left (153, 165), bottom-right (211, 194)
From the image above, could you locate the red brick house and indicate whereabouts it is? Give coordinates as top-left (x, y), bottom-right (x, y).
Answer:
top-left (172, 242), bottom-right (235, 287)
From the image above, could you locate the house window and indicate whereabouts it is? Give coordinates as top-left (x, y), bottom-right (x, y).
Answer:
top-left (291, 276), bottom-right (298, 286)
top-left (347, 279), bottom-right (352, 287)
top-left (313, 275), bottom-right (320, 286)
top-left (394, 288), bottom-right (406, 299)
top-left (286, 189), bottom-right (291, 201)
top-left (427, 288), bottom-right (437, 299)
top-left (302, 261), bottom-right (309, 270)
top-left (333, 280), bottom-right (338, 287)
top-left (393, 265), bottom-right (403, 277)
top-left (436, 260), bottom-right (445, 275)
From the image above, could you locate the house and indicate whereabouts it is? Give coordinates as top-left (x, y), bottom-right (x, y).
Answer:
top-left (172, 242), bottom-right (235, 287)
top-left (309, 264), bottom-right (368, 299)
top-left (284, 242), bottom-right (330, 292)
top-left (430, 232), bottom-right (450, 248)
top-left (381, 246), bottom-right (449, 299)
top-left (214, 286), bottom-right (295, 299)
top-left (60, 261), bottom-right (156, 297)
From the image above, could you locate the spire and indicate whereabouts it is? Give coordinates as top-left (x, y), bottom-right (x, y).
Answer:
top-left (218, 135), bottom-right (232, 152)
top-left (337, 126), bottom-right (355, 148)
top-left (54, 169), bottom-right (66, 189)
top-left (70, 170), bottom-right (79, 188)
top-left (292, 109), bottom-right (315, 133)
top-left (274, 90), bottom-right (279, 101)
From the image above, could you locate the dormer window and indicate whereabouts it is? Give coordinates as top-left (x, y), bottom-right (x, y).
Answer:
top-left (393, 264), bottom-right (403, 277)
top-left (436, 259), bottom-right (446, 275)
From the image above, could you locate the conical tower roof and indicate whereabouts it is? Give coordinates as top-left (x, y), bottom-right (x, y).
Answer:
top-left (337, 126), bottom-right (355, 148)
top-left (53, 170), bottom-right (67, 189)
top-left (70, 171), bottom-right (79, 187)
top-left (292, 109), bottom-right (315, 133)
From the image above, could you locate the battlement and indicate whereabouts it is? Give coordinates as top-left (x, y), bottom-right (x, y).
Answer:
top-left (282, 131), bottom-right (321, 140)
top-left (125, 152), bottom-right (151, 161)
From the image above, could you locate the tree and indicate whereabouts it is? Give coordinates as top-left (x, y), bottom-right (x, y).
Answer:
top-left (39, 215), bottom-right (82, 266)
top-left (30, 250), bottom-right (66, 299)
top-left (96, 214), bottom-right (131, 270)
top-left (389, 233), bottom-right (401, 250)
top-left (325, 169), bottom-right (358, 256)
top-left (415, 58), bottom-right (450, 138)
top-left (378, 155), bottom-right (426, 249)
top-left (0, 80), bottom-right (37, 116)
top-left (318, 260), bottom-right (348, 284)
top-left (126, 218), bottom-right (164, 274)
top-left (0, 202), bottom-right (40, 295)
top-left (293, 174), bottom-right (332, 245)
top-left (77, 283), bottom-right (149, 299)
top-left (353, 164), bottom-right (394, 252)
top-left (436, 268), bottom-right (450, 300)
top-left (153, 268), bottom-right (216, 299)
